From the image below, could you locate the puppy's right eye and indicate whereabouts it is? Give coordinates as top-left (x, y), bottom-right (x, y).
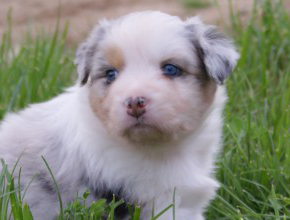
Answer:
top-left (105, 69), bottom-right (118, 84)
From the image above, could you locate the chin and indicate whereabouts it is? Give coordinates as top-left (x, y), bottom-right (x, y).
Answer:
top-left (0, 11), bottom-right (239, 220)
top-left (123, 123), bottom-right (172, 144)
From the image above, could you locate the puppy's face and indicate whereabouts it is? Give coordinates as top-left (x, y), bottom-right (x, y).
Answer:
top-left (75, 12), bottom-right (239, 144)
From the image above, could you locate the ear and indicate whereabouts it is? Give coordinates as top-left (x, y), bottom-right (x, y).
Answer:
top-left (74, 21), bottom-right (109, 86)
top-left (185, 17), bottom-right (239, 85)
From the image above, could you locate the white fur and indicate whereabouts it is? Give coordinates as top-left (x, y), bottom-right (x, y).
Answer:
top-left (0, 11), bottom-right (238, 220)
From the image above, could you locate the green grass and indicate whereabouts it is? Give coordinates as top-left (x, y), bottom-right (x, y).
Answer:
top-left (1, 0), bottom-right (290, 219)
top-left (0, 158), bottom-right (145, 220)
top-left (0, 158), bottom-right (34, 220)
top-left (207, 0), bottom-right (290, 219)
top-left (0, 13), bottom-right (75, 116)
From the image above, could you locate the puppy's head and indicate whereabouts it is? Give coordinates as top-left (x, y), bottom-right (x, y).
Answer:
top-left (75, 11), bottom-right (239, 144)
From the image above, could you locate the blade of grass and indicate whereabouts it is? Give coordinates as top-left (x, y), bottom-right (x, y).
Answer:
top-left (41, 156), bottom-right (63, 219)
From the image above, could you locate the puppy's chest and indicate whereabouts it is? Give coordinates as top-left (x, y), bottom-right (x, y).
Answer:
top-left (85, 148), bottom-right (194, 200)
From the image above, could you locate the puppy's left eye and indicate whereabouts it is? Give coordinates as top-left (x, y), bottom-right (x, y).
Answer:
top-left (162, 64), bottom-right (181, 78)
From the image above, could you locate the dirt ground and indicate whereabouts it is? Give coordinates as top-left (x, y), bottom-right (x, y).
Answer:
top-left (0, 0), bottom-right (254, 44)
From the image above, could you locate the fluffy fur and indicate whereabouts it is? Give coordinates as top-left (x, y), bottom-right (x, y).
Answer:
top-left (0, 11), bottom-right (239, 220)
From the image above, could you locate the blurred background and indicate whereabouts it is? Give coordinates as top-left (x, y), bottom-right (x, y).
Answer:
top-left (0, 0), bottom-right (254, 44)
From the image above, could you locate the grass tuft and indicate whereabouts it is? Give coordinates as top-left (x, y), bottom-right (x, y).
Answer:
top-left (183, 0), bottom-right (211, 9)
top-left (0, 159), bottom-right (34, 220)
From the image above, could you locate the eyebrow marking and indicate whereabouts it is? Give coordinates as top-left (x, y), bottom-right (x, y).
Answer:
top-left (104, 44), bottom-right (125, 71)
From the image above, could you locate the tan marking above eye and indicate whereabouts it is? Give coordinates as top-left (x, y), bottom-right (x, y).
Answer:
top-left (104, 45), bottom-right (125, 71)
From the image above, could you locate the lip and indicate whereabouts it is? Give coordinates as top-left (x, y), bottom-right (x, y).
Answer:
top-left (125, 118), bottom-right (154, 131)
top-left (130, 122), bottom-right (149, 129)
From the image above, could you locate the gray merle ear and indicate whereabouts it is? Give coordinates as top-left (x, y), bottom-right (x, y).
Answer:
top-left (185, 17), bottom-right (239, 85)
top-left (74, 21), bottom-right (109, 86)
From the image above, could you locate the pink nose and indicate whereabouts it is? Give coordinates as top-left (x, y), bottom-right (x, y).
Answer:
top-left (125, 97), bottom-right (147, 118)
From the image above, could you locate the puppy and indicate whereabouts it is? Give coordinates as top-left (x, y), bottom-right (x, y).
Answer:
top-left (0, 11), bottom-right (239, 220)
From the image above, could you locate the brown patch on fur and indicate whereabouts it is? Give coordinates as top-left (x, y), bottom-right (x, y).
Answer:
top-left (200, 79), bottom-right (217, 106)
top-left (104, 44), bottom-right (125, 70)
top-left (89, 85), bottom-right (109, 123)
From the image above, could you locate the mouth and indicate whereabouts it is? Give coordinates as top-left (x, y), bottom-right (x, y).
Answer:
top-left (122, 121), bottom-right (170, 143)
top-left (126, 121), bottom-right (155, 133)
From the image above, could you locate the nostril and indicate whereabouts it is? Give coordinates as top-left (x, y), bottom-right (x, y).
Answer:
top-left (125, 98), bottom-right (133, 109)
top-left (136, 97), bottom-right (146, 109)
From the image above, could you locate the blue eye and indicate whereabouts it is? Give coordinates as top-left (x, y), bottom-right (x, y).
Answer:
top-left (105, 69), bottom-right (118, 84)
top-left (162, 64), bottom-right (181, 77)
